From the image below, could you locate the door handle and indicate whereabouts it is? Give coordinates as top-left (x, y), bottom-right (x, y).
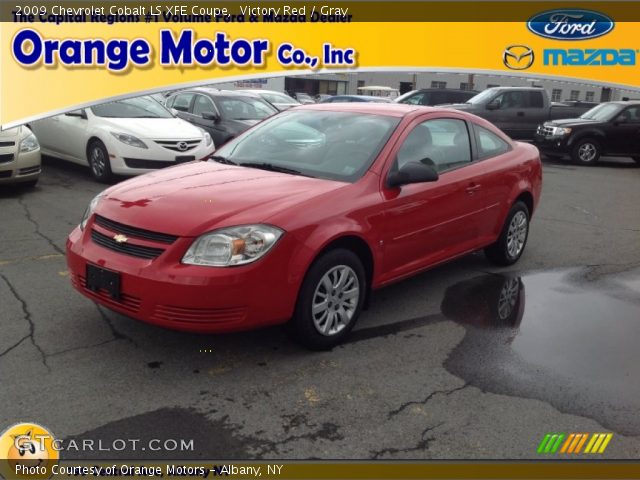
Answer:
top-left (465, 183), bottom-right (481, 194)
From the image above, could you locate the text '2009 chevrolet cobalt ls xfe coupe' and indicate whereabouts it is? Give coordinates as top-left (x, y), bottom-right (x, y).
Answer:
top-left (67, 104), bottom-right (542, 349)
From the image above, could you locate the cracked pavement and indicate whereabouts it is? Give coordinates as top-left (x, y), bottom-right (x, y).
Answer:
top-left (1, 155), bottom-right (639, 460)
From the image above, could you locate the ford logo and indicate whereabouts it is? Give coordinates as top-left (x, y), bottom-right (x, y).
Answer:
top-left (527, 9), bottom-right (614, 40)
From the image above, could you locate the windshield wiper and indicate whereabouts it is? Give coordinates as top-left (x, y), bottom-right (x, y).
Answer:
top-left (210, 155), bottom-right (237, 165)
top-left (239, 162), bottom-right (304, 176)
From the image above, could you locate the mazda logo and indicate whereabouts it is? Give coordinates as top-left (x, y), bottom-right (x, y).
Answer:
top-left (177, 141), bottom-right (189, 152)
top-left (503, 45), bottom-right (535, 70)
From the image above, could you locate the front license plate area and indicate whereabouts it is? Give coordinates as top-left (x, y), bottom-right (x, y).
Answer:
top-left (175, 155), bottom-right (195, 163)
top-left (86, 264), bottom-right (121, 300)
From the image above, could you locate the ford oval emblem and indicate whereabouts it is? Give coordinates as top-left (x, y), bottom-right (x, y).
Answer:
top-left (527, 9), bottom-right (614, 40)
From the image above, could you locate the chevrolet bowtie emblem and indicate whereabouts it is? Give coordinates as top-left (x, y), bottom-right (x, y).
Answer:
top-left (113, 234), bottom-right (129, 244)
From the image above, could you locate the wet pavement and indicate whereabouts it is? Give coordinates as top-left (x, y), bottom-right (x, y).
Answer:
top-left (1, 155), bottom-right (640, 459)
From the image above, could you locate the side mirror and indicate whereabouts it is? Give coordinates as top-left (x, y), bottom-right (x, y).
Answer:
top-left (65, 109), bottom-right (87, 119)
top-left (387, 161), bottom-right (439, 188)
top-left (202, 111), bottom-right (219, 121)
top-left (486, 100), bottom-right (500, 110)
top-left (173, 105), bottom-right (188, 112)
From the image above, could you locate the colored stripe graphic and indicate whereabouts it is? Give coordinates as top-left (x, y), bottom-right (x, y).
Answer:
top-left (542, 433), bottom-right (614, 455)
top-left (537, 433), bottom-right (565, 454)
top-left (585, 433), bottom-right (613, 454)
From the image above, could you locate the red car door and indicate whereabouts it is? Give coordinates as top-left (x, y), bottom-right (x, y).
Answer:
top-left (375, 114), bottom-right (490, 284)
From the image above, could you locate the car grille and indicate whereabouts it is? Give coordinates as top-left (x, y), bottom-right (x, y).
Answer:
top-left (71, 273), bottom-right (141, 314)
top-left (94, 215), bottom-right (178, 244)
top-left (18, 166), bottom-right (41, 176)
top-left (152, 304), bottom-right (247, 325)
top-left (91, 230), bottom-right (165, 260)
top-left (0, 153), bottom-right (14, 164)
top-left (537, 125), bottom-right (555, 137)
top-left (0, 141), bottom-right (16, 147)
top-left (154, 139), bottom-right (201, 152)
top-left (123, 157), bottom-right (195, 169)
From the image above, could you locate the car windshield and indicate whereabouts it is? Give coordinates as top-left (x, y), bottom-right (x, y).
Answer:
top-left (259, 92), bottom-right (300, 105)
top-left (465, 89), bottom-right (498, 104)
top-left (217, 97), bottom-right (278, 120)
top-left (580, 103), bottom-right (624, 121)
top-left (213, 110), bottom-right (400, 182)
top-left (91, 96), bottom-right (173, 118)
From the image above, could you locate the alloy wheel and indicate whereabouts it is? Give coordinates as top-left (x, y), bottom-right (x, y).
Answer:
top-left (312, 265), bottom-right (360, 336)
top-left (506, 211), bottom-right (527, 259)
top-left (91, 146), bottom-right (107, 177)
top-left (578, 143), bottom-right (597, 163)
top-left (497, 278), bottom-right (520, 320)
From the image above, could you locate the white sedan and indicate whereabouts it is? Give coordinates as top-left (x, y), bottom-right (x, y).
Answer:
top-left (30, 96), bottom-right (215, 182)
top-left (0, 126), bottom-right (41, 186)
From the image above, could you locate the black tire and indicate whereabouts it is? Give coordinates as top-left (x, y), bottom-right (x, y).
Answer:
top-left (571, 138), bottom-right (601, 165)
top-left (291, 249), bottom-right (366, 350)
top-left (633, 157), bottom-right (640, 165)
top-left (485, 201), bottom-right (530, 266)
top-left (87, 140), bottom-right (113, 183)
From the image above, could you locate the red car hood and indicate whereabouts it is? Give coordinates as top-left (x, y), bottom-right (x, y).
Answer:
top-left (96, 162), bottom-right (346, 237)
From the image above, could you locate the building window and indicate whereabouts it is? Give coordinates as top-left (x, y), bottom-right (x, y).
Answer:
top-left (570, 90), bottom-right (580, 101)
top-left (486, 84), bottom-right (500, 88)
top-left (460, 82), bottom-right (472, 91)
top-left (551, 89), bottom-right (562, 102)
top-left (585, 91), bottom-right (595, 102)
top-left (431, 81), bottom-right (447, 89)
top-left (357, 80), bottom-right (365, 88)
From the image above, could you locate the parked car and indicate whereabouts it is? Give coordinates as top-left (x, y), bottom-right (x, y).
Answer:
top-left (446, 87), bottom-right (594, 140)
top-left (165, 88), bottom-right (278, 147)
top-left (291, 92), bottom-right (316, 104)
top-left (320, 95), bottom-right (393, 103)
top-left (395, 88), bottom-right (478, 106)
top-left (315, 94), bottom-right (333, 102)
top-left (30, 96), bottom-right (215, 182)
top-left (240, 89), bottom-right (300, 111)
top-left (534, 101), bottom-right (640, 165)
top-left (0, 126), bottom-right (41, 187)
top-left (67, 104), bottom-right (541, 349)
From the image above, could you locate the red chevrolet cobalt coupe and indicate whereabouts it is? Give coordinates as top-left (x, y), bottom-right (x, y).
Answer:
top-left (67, 104), bottom-right (542, 349)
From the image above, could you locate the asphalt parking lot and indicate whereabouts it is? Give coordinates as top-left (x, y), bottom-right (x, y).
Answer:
top-left (1, 154), bottom-right (639, 459)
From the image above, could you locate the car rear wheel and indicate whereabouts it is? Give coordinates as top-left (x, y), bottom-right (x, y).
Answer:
top-left (291, 249), bottom-right (366, 350)
top-left (571, 139), bottom-right (600, 165)
top-left (88, 140), bottom-right (113, 183)
top-left (485, 201), bottom-right (530, 266)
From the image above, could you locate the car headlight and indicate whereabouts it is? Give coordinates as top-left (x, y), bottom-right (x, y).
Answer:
top-left (203, 131), bottom-right (213, 147)
top-left (110, 132), bottom-right (148, 149)
top-left (20, 133), bottom-right (39, 153)
top-left (553, 127), bottom-right (572, 136)
top-left (182, 225), bottom-right (284, 267)
top-left (80, 193), bottom-right (104, 230)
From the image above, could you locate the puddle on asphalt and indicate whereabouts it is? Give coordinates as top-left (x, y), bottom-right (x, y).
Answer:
top-left (441, 269), bottom-right (640, 435)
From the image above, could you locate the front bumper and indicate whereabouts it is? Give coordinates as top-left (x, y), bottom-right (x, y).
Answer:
top-left (106, 139), bottom-right (215, 176)
top-left (532, 134), bottom-right (572, 155)
top-left (66, 222), bottom-right (301, 333)
top-left (0, 148), bottom-right (41, 184)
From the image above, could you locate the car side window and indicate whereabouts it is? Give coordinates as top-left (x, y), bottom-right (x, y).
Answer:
top-left (620, 106), bottom-right (640, 123)
top-left (494, 91), bottom-right (529, 109)
top-left (172, 93), bottom-right (194, 112)
top-left (193, 95), bottom-right (216, 117)
top-left (396, 119), bottom-right (472, 173)
top-left (475, 126), bottom-right (510, 158)
top-left (529, 91), bottom-right (544, 108)
top-left (402, 93), bottom-right (426, 105)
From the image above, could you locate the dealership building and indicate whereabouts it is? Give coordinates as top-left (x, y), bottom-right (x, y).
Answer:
top-left (213, 71), bottom-right (640, 102)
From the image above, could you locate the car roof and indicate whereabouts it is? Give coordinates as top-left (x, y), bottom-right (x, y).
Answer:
top-left (295, 102), bottom-right (448, 117)
top-left (415, 88), bottom-right (478, 94)
top-left (177, 87), bottom-right (258, 98)
top-left (609, 100), bottom-right (640, 105)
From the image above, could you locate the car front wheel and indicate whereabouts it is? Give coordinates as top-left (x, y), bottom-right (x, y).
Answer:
top-left (571, 139), bottom-right (600, 165)
top-left (291, 249), bottom-right (366, 350)
top-left (485, 201), bottom-right (530, 266)
top-left (88, 140), bottom-right (113, 183)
